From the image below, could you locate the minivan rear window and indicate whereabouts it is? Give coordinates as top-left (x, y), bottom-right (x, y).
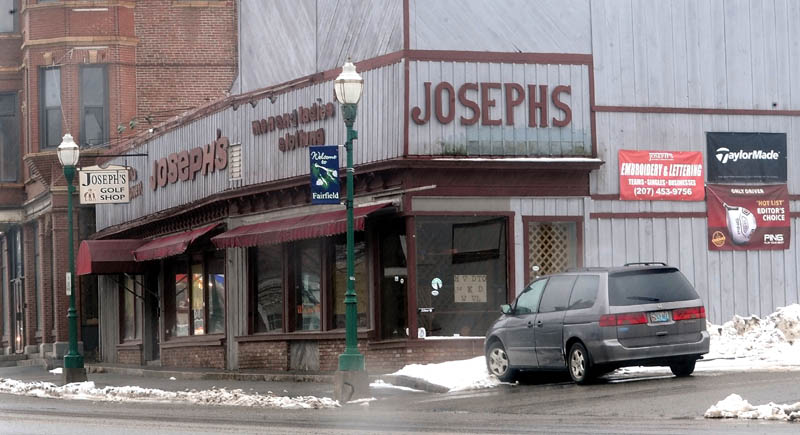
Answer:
top-left (608, 268), bottom-right (699, 306)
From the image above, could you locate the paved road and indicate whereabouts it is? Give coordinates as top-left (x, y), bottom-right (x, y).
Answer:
top-left (1, 367), bottom-right (799, 434)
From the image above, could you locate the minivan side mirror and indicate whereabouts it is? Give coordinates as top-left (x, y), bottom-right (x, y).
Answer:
top-left (500, 304), bottom-right (512, 315)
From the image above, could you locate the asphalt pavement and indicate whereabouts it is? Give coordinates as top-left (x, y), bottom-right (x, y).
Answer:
top-left (3, 364), bottom-right (800, 434)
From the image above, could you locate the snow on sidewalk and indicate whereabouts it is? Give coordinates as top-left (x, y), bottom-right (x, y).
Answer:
top-left (0, 378), bottom-right (339, 409)
top-left (705, 394), bottom-right (800, 421)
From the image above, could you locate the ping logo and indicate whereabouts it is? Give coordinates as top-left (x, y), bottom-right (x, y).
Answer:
top-left (764, 234), bottom-right (784, 244)
top-left (715, 147), bottom-right (730, 163)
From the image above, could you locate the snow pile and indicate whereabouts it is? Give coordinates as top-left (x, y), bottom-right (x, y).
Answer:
top-left (705, 393), bottom-right (800, 421)
top-left (0, 378), bottom-right (339, 409)
top-left (707, 304), bottom-right (800, 365)
top-left (391, 356), bottom-right (500, 392)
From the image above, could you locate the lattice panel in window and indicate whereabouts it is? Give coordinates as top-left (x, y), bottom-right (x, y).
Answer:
top-left (528, 222), bottom-right (572, 277)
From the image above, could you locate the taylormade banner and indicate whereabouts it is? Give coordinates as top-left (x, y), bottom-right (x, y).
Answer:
top-left (618, 150), bottom-right (704, 201)
top-left (706, 184), bottom-right (790, 251)
top-left (707, 132), bottom-right (786, 182)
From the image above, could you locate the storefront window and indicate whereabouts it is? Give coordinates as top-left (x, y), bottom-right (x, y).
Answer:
top-left (294, 239), bottom-right (321, 331)
top-left (191, 262), bottom-right (204, 335)
top-left (415, 216), bottom-right (508, 337)
top-left (172, 260), bottom-right (190, 337)
top-left (165, 252), bottom-right (225, 339)
top-left (379, 221), bottom-right (407, 339)
top-left (207, 255), bottom-right (225, 334)
top-left (333, 233), bottom-right (368, 329)
top-left (252, 245), bottom-right (283, 333)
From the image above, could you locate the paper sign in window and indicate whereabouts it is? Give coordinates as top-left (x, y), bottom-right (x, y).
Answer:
top-left (454, 274), bottom-right (487, 303)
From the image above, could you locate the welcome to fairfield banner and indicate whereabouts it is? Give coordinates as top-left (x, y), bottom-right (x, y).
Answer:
top-left (618, 150), bottom-right (705, 201)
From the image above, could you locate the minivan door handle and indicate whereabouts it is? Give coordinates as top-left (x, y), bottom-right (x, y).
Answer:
top-left (526, 321), bottom-right (533, 328)
top-left (536, 320), bottom-right (543, 327)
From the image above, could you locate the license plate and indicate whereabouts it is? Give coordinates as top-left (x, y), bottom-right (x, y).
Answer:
top-left (649, 311), bottom-right (670, 323)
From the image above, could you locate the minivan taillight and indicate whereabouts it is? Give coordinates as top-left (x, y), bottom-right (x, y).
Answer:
top-left (599, 312), bottom-right (648, 327)
top-left (673, 306), bottom-right (706, 321)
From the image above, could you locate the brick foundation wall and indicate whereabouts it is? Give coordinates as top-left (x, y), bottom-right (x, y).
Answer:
top-left (236, 339), bottom-right (484, 373)
top-left (117, 348), bottom-right (142, 365)
top-left (162, 345), bottom-right (225, 369)
top-left (238, 341), bottom-right (288, 371)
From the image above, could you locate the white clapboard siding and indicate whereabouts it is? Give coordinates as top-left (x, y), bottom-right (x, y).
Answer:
top-left (409, 0), bottom-right (591, 54)
top-left (235, 0), bottom-right (402, 93)
top-left (592, 112), bottom-right (800, 195)
top-left (591, 0), bottom-right (800, 109)
top-left (98, 63), bottom-right (403, 230)
top-left (408, 61), bottom-right (592, 157)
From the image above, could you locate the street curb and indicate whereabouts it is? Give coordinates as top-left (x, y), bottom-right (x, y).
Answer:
top-left (377, 374), bottom-right (449, 393)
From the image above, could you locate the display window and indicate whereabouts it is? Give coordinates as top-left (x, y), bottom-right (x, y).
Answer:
top-left (415, 216), bottom-right (509, 337)
top-left (165, 250), bottom-right (225, 339)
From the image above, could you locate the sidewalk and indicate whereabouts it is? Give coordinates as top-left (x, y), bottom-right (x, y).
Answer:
top-left (0, 363), bottom-right (444, 397)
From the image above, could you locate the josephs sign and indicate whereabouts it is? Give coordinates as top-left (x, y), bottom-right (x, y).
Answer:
top-left (411, 81), bottom-right (572, 127)
top-left (149, 129), bottom-right (229, 191)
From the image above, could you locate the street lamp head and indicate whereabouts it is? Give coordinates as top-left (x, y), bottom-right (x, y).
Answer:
top-left (57, 133), bottom-right (80, 167)
top-left (334, 60), bottom-right (363, 105)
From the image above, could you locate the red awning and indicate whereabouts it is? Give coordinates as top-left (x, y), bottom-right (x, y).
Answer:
top-left (133, 223), bottom-right (220, 262)
top-left (77, 239), bottom-right (147, 276)
top-left (211, 203), bottom-right (392, 249)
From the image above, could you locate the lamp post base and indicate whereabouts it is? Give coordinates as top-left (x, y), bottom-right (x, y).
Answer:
top-left (333, 369), bottom-right (369, 403)
top-left (62, 367), bottom-right (87, 384)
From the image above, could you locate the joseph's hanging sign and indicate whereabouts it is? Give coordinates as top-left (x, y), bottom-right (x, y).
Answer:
top-left (79, 165), bottom-right (130, 204)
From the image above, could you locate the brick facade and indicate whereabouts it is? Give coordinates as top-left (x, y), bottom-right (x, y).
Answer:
top-left (117, 347), bottom-right (142, 366)
top-left (0, 1), bottom-right (237, 357)
top-left (162, 346), bottom-right (226, 369)
top-left (134, 0), bottom-right (237, 125)
top-left (234, 339), bottom-right (484, 374)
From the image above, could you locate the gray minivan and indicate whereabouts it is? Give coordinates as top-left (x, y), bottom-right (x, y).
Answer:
top-left (485, 264), bottom-right (710, 384)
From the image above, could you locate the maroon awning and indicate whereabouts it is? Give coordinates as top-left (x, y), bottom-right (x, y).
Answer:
top-left (211, 203), bottom-right (392, 249)
top-left (133, 223), bottom-right (220, 262)
top-left (77, 240), bottom-right (147, 276)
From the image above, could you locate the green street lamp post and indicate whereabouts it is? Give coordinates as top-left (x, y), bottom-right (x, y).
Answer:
top-left (332, 60), bottom-right (368, 402)
top-left (334, 60), bottom-right (365, 372)
top-left (57, 133), bottom-right (87, 384)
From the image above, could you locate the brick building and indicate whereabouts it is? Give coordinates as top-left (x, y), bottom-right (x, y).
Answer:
top-left (0, 0), bottom-right (236, 360)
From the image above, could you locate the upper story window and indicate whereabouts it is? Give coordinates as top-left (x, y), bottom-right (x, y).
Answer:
top-left (80, 66), bottom-right (108, 147)
top-left (0, 93), bottom-right (19, 182)
top-left (0, 1), bottom-right (18, 33)
top-left (39, 67), bottom-right (62, 149)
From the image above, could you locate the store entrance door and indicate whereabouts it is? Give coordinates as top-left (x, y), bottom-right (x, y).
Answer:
top-left (12, 279), bottom-right (24, 353)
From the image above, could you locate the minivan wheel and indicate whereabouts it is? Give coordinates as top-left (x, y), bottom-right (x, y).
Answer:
top-left (486, 342), bottom-right (517, 382)
top-left (669, 359), bottom-right (696, 377)
top-left (568, 342), bottom-right (594, 385)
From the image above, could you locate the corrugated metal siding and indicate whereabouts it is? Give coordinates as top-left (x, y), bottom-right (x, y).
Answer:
top-left (409, 0), bottom-right (592, 54)
top-left (98, 63), bottom-right (403, 230)
top-left (584, 214), bottom-right (800, 324)
top-left (98, 275), bottom-right (118, 363)
top-left (225, 247), bottom-right (247, 370)
top-left (591, 0), bottom-right (800, 109)
top-left (235, 0), bottom-right (402, 93)
top-left (408, 61), bottom-right (592, 156)
top-left (592, 112), bottom-right (800, 195)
